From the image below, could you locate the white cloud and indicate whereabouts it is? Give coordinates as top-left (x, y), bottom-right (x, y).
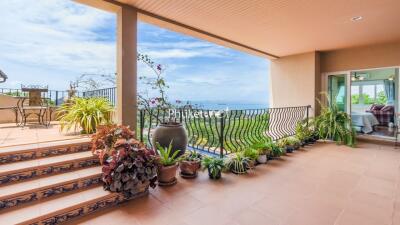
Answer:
top-left (0, 1), bottom-right (269, 105)
top-left (0, 0), bottom-right (116, 87)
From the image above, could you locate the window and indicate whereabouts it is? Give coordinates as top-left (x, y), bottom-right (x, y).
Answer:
top-left (351, 82), bottom-right (387, 105)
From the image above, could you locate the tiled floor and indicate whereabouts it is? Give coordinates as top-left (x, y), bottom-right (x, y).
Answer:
top-left (0, 122), bottom-right (84, 147)
top-left (68, 142), bottom-right (400, 225)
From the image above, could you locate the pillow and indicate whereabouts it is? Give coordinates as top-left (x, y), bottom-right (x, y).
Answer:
top-left (381, 105), bottom-right (394, 112)
top-left (370, 104), bottom-right (384, 111)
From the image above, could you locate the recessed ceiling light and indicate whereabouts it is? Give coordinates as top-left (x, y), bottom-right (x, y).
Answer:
top-left (351, 16), bottom-right (363, 22)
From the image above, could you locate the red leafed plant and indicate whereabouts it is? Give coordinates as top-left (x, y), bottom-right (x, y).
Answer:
top-left (91, 124), bottom-right (136, 164)
top-left (92, 125), bottom-right (159, 197)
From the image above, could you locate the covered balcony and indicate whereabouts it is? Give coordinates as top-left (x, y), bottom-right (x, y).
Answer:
top-left (0, 0), bottom-right (400, 225)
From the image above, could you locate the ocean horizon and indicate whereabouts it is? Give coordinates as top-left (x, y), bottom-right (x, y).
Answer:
top-left (185, 101), bottom-right (269, 110)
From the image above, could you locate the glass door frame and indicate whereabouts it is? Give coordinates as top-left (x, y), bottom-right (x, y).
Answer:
top-left (322, 71), bottom-right (351, 115)
top-left (322, 66), bottom-right (400, 124)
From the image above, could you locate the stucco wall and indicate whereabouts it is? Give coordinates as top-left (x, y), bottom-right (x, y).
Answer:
top-left (0, 94), bottom-right (19, 123)
top-left (269, 52), bottom-right (320, 116)
top-left (321, 41), bottom-right (400, 73)
top-left (0, 94), bottom-right (60, 124)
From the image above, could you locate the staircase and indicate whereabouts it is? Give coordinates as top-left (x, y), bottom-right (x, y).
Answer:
top-left (0, 139), bottom-right (144, 225)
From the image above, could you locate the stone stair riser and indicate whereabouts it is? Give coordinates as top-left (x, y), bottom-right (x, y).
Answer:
top-left (22, 189), bottom-right (149, 225)
top-left (0, 158), bottom-right (99, 185)
top-left (0, 174), bottom-right (102, 210)
top-left (0, 143), bottom-right (91, 164)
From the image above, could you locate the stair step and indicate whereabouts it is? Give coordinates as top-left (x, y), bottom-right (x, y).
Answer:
top-left (0, 186), bottom-right (149, 225)
top-left (0, 151), bottom-right (99, 185)
top-left (0, 138), bottom-right (91, 164)
top-left (0, 166), bottom-right (102, 210)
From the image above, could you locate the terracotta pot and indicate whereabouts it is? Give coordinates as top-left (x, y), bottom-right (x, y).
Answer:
top-left (158, 164), bottom-right (178, 186)
top-left (152, 122), bottom-right (188, 157)
top-left (179, 160), bottom-right (201, 178)
top-left (256, 154), bottom-right (267, 164)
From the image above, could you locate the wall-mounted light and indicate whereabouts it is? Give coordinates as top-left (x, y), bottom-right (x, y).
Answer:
top-left (0, 70), bottom-right (7, 83)
top-left (351, 16), bottom-right (363, 22)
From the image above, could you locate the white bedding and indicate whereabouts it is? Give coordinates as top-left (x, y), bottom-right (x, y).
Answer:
top-left (351, 112), bottom-right (379, 134)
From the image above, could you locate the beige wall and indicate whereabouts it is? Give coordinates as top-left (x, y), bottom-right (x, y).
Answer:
top-left (0, 95), bottom-right (19, 123)
top-left (0, 94), bottom-right (58, 124)
top-left (269, 52), bottom-right (320, 116)
top-left (321, 41), bottom-right (400, 73)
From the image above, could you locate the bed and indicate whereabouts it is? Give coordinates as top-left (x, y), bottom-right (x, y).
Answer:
top-left (351, 112), bottom-right (379, 134)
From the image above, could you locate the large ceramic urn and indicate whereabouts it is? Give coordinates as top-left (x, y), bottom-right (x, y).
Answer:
top-left (152, 122), bottom-right (188, 157)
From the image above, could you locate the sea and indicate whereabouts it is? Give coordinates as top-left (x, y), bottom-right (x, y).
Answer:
top-left (185, 101), bottom-right (269, 110)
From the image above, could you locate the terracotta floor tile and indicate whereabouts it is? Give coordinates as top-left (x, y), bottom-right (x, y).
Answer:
top-left (235, 208), bottom-right (281, 225)
top-left (335, 210), bottom-right (387, 225)
top-left (182, 205), bottom-right (234, 225)
top-left (12, 141), bottom-right (398, 225)
top-left (134, 205), bottom-right (185, 225)
top-left (355, 176), bottom-right (396, 198)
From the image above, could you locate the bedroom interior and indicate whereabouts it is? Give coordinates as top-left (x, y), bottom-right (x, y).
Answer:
top-left (350, 68), bottom-right (398, 138)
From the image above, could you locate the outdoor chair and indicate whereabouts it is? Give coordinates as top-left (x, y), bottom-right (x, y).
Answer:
top-left (17, 85), bottom-right (50, 127)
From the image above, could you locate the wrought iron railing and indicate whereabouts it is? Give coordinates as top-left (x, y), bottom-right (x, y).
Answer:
top-left (1, 87), bottom-right (117, 106)
top-left (0, 88), bottom-right (83, 106)
top-left (138, 106), bottom-right (310, 157)
top-left (82, 87), bottom-right (116, 106)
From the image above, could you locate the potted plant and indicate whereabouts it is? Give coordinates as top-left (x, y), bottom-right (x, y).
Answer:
top-left (268, 142), bottom-right (282, 159)
top-left (277, 138), bottom-right (291, 153)
top-left (179, 150), bottom-right (202, 178)
top-left (58, 97), bottom-right (113, 134)
top-left (314, 95), bottom-right (356, 146)
top-left (137, 54), bottom-right (188, 158)
top-left (152, 122), bottom-right (188, 157)
top-left (250, 141), bottom-right (271, 164)
top-left (91, 124), bottom-right (136, 163)
top-left (156, 142), bottom-right (180, 186)
top-left (202, 156), bottom-right (225, 179)
top-left (225, 152), bottom-right (249, 175)
top-left (243, 148), bottom-right (259, 169)
top-left (287, 137), bottom-right (301, 150)
top-left (296, 119), bottom-right (313, 146)
top-left (92, 125), bottom-right (158, 199)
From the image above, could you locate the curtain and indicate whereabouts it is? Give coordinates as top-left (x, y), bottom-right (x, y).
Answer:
top-left (384, 80), bottom-right (395, 105)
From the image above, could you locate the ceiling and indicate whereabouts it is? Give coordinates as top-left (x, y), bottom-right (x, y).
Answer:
top-left (116, 0), bottom-right (400, 58)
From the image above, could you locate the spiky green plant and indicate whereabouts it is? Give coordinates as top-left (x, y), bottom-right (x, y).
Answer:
top-left (156, 141), bottom-right (180, 166)
top-left (201, 156), bottom-right (225, 179)
top-left (315, 94), bottom-right (356, 147)
top-left (58, 97), bottom-right (113, 134)
top-left (243, 148), bottom-right (259, 160)
top-left (296, 119), bottom-right (314, 141)
top-left (225, 152), bottom-right (249, 174)
top-left (250, 140), bottom-right (272, 155)
top-left (272, 142), bottom-right (283, 156)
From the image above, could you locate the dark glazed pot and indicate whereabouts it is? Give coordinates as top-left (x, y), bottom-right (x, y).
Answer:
top-left (152, 122), bottom-right (188, 157)
top-left (208, 167), bottom-right (222, 179)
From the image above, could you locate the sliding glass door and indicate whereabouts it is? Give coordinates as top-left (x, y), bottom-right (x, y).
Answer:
top-left (328, 74), bottom-right (347, 112)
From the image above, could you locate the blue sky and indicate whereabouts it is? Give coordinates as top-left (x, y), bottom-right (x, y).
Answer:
top-left (0, 0), bottom-right (269, 105)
